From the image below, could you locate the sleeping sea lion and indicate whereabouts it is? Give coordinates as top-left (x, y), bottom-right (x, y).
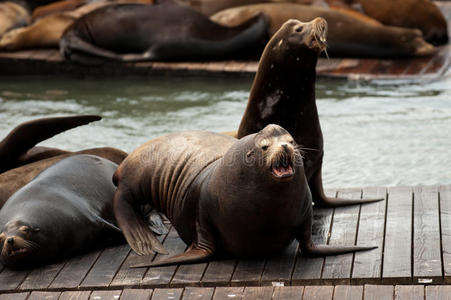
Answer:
top-left (0, 155), bottom-right (124, 268)
top-left (0, 1), bottom-right (30, 38)
top-left (211, 3), bottom-right (435, 57)
top-left (113, 124), bottom-right (376, 268)
top-left (59, 3), bottom-right (268, 64)
top-left (236, 18), bottom-right (383, 207)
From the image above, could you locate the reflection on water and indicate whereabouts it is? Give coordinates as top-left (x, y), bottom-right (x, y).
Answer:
top-left (0, 74), bottom-right (450, 188)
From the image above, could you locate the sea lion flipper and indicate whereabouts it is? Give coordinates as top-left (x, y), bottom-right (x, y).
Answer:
top-left (113, 188), bottom-right (168, 255)
top-left (147, 209), bottom-right (168, 235)
top-left (130, 246), bottom-right (213, 268)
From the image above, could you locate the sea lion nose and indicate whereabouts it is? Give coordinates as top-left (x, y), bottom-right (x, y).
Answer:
top-left (7, 237), bottom-right (14, 245)
top-left (282, 144), bottom-right (288, 151)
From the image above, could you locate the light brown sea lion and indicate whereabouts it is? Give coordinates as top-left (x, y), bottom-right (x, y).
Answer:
top-left (211, 3), bottom-right (435, 57)
top-left (235, 18), bottom-right (383, 208)
top-left (360, 0), bottom-right (448, 46)
top-left (0, 2), bottom-right (30, 37)
top-left (31, 0), bottom-right (90, 20)
top-left (112, 123), bottom-right (376, 268)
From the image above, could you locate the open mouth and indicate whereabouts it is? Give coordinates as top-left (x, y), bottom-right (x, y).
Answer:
top-left (271, 156), bottom-right (295, 179)
top-left (7, 247), bottom-right (28, 257)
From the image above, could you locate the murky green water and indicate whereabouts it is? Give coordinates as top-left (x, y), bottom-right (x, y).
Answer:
top-left (1, 73), bottom-right (450, 188)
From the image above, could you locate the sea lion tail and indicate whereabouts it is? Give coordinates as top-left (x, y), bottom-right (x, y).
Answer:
top-left (301, 244), bottom-right (377, 257)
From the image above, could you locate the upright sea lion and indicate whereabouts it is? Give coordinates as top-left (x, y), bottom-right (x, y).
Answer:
top-left (360, 0), bottom-right (448, 46)
top-left (113, 124), bottom-right (376, 268)
top-left (0, 155), bottom-right (124, 268)
top-left (211, 3), bottom-right (435, 57)
top-left (0, 115), bottom-right (100, 173)
top-left (0, 1), bottom-right (30, 38)
top-left (236, 19), bottom-right (382, 207)
top-left (59, 3), bottom-right (268, 64)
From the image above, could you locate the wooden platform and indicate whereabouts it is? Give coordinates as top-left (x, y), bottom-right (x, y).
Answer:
top-left (1, 184), bottom-right (451, 298)
top-left (0, 2), bottom-right (449, 80)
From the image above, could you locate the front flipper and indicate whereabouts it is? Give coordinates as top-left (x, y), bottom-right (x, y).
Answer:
top-left (131, 245), bottom-right (213, 268)
top-left (309, 166), bottom-right (384, 208)
top-left (113, 188), bottom-right (167, 256)
top-left (297, 214), bottom-right (377, 256)
top-left (146, 209), bottom-right (169, 235)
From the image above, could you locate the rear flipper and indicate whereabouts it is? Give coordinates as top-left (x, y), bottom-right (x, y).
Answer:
top-left (309, 166), bottom-right (384, 208)
top-left (0, 115), bottom-right (101, 172)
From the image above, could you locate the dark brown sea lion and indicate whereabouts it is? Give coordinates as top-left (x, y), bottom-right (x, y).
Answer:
top-left (0, 115), bottom-right (100, 173)
top-left (0, 1), bottom-right (30, 38)
top-left (0, 155), bottom-right (125, 268)
top-left (236, 18), bottom-right (382, 208)
top-left (360, 0), bottom-right (448, 46)
top-left (113, 124), bottom-right (376, 268)
top-left (211, 3), bottom-right (436, 57)
top-left (59, 3), bottom-right (268, 64)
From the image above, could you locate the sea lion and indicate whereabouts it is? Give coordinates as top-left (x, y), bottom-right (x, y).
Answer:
top-left (0, 155), bottom-right (124, 268)
top-left (59, 3), bottom-right (268, 64)
top-left (360, 0), bottom-right (448, 46)
top-left (211, 3), bottom-right (435, 57)
top-left (0, 115), bottom-right (101, 173)
top-left (113, 124), bottom-right (376, 268)
top-left (236, 18), bottom-right (383, 208)
top-left (0, 1), bottom-right (30, 38)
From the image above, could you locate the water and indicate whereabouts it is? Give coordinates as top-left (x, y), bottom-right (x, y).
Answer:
top-left (0, 74), bottom-right (450, 188)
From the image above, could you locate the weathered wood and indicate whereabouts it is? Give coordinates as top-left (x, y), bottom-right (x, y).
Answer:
top-left (0, 292), bottom-right (29, 300)
top-left (333, 285), bottom-right (363, 300)
top-left (364, 285), bottom-right (393, 300)
top-left (322, 189), bottom-right (361, 284)
top-left (200, 259), bottom-right (236, 287)
top-left (120, 289), bottom-right (153, 300)
top-left (394, 285), bottom-right (424, 300)
top-left (89, 290), bottom-right (122, 300)
top-left (272, 286), bottom-right (303, 300)
top-left (81, 244), bottom-right (130, 288)
top-left (151, 288), bottom-right (183, 300)
top-left (261, 240), bottom-right (298, 286)
top-left (212, 287), bottom-right (244, 300)
top-left (382, 186), bottom-right (413, 284)
top-left (413, 186), bottom-right (442, 283)
top-left (241, 287), bottom-right (274, 300)
top-left (59, 291), bottom-right (91, 300)
top-left (352, 187), bottom-right (387, 284)
top-left (181, 287), bottom-right (214, 300)
top-left (303, 286), bottom-right (334, 300)
top-left (0, 268), bottom-right (29, 291)
top-left (49, 250), bottom-right (101, 289)
top-left (19, 261), bottom-right (65, 290)
top-left (230, 259), bottom-right (265, 286)
top-left (439, 185), bottom-right (451, 283)
top-left (171, 261), bottom-right (208, 287)
top-left (425, 286), bottom-right (451, 300)
top-left (28, 291), bottom-right (61, 300)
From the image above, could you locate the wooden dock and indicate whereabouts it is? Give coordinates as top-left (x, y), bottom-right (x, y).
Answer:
top-left (0, 2), bottom-right (449, 80)
top-left (1, 184), bottom-right (451, 299)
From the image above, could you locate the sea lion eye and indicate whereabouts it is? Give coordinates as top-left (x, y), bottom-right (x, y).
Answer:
top-left (295, 26), bottom-right (303, 32)
top-left (289, 140), bottom-right (295, 145)
top-left (19, 226), bottom-right (30, 233)
top-left (262, 145), bottom-right (269, 151)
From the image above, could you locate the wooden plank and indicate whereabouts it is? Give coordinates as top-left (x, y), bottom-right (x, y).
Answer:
top-left (352, 187), bottom-right (387, 284)
top-left (81, 244), bottom-right (130, 288)
top-left (439, 185), bottom-right (451, 283)
top-left (260, 240), bottom-right (298, 286)
top-left (272, 286), bottom-right (303, 300)
top-left (212, 287), bottom-right (244, 300)
top-left (19, 261), bottom-right (65, 290)
top-left (59, 291), bottom-right (91, 300)
top-left (333, 285), bottom-right (363, 300)
top-left (200, 259), bottom-right (236, 287)
top-left (291, 191), bottom-right (335, 285)
top-left (382, 186), bottom-right (413, 284)
top-left (413, 186), bottom-right (442, 283)
top-left (363, 285), bottom-right (393, 300)
top-left (89, 290), bottom-right (122, 300)
top-left (171, 260), bottom-right (208, 287)
top-left (303, 286), bottom-right (334, 300)
top-left (425, 286), bottom-right (451, 300)
top-left (241, 287), bottom-right (273, 300)
top-left (120, 289), bottom-right (153, 300)
top-left (403, 56), bottom-right (433, 76)
top-left (394, 285), bottom-right (424, 300)
top-left (49, 250), bottom-right (101, 289)
top-left (230, 259), bottom-right (265, 286)
top-left (28, 291), bottom-right (61, 300)
top-left (151, 289), bottom-right (183, 300)
top-left (322, 189), bottom-right (361, 284)
top-left (0, 268), bottom-right (29, 291)
top-left (181, 287), bottom-right (214, 300)
top-left (0, 293), bottom-right (29, 300)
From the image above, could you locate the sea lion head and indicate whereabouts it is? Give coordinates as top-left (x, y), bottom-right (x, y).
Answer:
top-left (0, 220), bottom-right (41, 267)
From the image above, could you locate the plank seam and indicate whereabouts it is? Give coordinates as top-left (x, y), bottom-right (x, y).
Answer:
top-left (411, 188), bottom-right (415, 284)
top-left (350, 189), bottom-right (364, 284)
top-left (380, 188), bottom-right (389, 283)
top-left (107, 248), bottom-right (132, 288)
top-left (438, 187), bottom-right (446, 283)
top-left (320, 190), bottom-right (337, 280)
top-left (288, 243), bottom-right (301, 286)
